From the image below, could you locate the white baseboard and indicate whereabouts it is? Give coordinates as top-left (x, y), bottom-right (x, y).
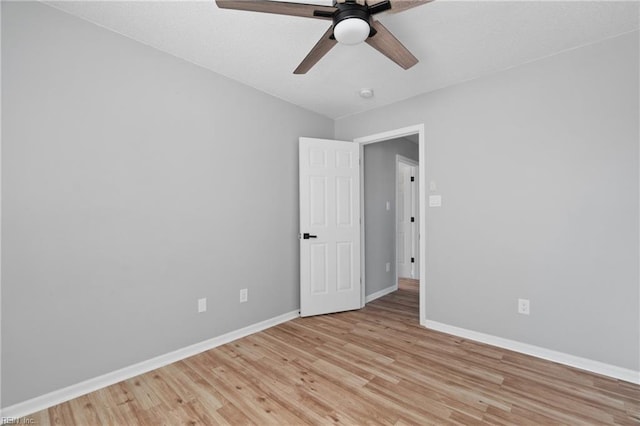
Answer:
top-left (0, 310), bottom-right (300, 420)
top-left (423, 319), bottom-right (640, 385)
top-left (365, 284), bottom-right (398, 303)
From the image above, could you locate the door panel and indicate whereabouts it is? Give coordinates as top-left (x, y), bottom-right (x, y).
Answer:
top-left (310, 244), bottom-right (328, 294)
top-left (336, 150), bottom-right (353, 169)
top-left (300, 137), bottom-right (361, 317)
top-left (336, 176), bottom-right (353, 226)
top-left (309, 176), bottom-right (327, 227)
top-left (336, 242), bottom-right (353, 291)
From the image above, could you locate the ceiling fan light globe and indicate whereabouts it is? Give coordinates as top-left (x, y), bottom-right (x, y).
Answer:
top-left (334, 18), bottom-right (370, 45)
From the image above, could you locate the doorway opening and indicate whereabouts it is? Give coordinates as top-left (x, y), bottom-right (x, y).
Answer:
top-left (354, 125), bottom-right (425, 324)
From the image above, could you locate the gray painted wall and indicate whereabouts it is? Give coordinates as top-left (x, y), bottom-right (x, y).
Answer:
top-left (1, 2), bottom-right (333, 406)
top-left (364, 138), bottom-right (418, 297)
top-left (337, 31), bottom-right (640, 371)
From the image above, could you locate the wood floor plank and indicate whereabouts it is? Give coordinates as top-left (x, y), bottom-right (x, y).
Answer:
top-left (67, 395), bottom-right (102, 425)
top-left (23, 287), bottom-right (640, 425)
top-left (47, 401), bottom-right (75, 426)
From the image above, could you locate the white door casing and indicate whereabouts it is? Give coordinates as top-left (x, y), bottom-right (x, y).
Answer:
top-left (299, 137), bottom-right (361, 317)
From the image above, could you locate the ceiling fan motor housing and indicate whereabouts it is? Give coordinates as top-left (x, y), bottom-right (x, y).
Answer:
top-left (332, 1), bottom-right (376, 44)
top-left (334, 1), bottom-right (370, 25)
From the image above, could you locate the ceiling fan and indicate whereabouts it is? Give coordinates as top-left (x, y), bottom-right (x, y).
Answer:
top-left (215, 0), bottom-right (432, 74)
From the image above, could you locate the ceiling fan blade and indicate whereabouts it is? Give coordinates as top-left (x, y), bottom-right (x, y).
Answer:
top-left (367, 0), bottom-right (392, 15)
top-left (215, 0), bottom-right (336, 20)
top-left (366, 0), bottom-right (389, 6)
top-left (294, 26), bottom-right (337, 74)
top-left (366, 20), bottom-right (418, 69)
top-left (387, 0), bottom-right (433, 14)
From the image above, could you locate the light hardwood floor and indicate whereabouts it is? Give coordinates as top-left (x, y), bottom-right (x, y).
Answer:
top-left (27, 286), bottom-right (639, 425)
top-left (398, 277), bottom-right (419, 292)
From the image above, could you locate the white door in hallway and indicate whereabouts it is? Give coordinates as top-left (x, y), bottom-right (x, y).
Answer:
top-left (299, 137), bottom-right (361, 317)
top-left (397, 158), bottom-right (419, 279)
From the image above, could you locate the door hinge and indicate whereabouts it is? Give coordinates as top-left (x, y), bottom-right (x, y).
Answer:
top-left (411, 257), bottom-right (415, 263)
top-left (410, 176), bottom-right (415, 182)
top-left (410, 217), bottom-right (415, 222)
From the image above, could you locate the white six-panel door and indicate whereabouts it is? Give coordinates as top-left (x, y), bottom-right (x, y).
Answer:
top-left (299, 138), bottom-right (361, 317)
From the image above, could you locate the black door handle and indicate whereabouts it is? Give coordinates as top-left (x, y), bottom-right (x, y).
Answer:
top-left (303, 233), bottom-right (317, 239)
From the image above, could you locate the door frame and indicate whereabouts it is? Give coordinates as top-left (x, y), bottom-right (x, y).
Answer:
top-left (395, 154), bottom-right (419, 283)
top-left (354, 124), bottom-right (426, 324)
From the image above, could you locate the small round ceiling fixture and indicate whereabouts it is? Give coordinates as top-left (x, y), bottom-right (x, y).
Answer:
top-left (333, 17), bottom-right (370, 45)
top-left (359, 88), bottom-right (374, 99)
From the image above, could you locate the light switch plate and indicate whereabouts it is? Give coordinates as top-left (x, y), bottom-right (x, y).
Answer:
top-left (429, 195), bottom-right (442, 207)
top-left (198, 298), bottom-right (207, 313)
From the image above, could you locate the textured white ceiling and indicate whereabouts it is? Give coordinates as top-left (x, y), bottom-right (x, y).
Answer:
top-left (45, 0), bottom-right (639, 119)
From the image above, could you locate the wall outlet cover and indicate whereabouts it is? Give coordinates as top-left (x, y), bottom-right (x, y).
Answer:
top-left (198, 298), bottom-right (207, 313)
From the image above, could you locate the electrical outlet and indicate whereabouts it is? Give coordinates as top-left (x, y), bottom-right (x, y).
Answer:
top-left (518, 298), bottom-right (530, 315)
top-left (198, 298), bottom-right (207, 313)
top-left (385, 262), bottom-right (390, 272)
top-left (240, 288), bottom-right (248, 303)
